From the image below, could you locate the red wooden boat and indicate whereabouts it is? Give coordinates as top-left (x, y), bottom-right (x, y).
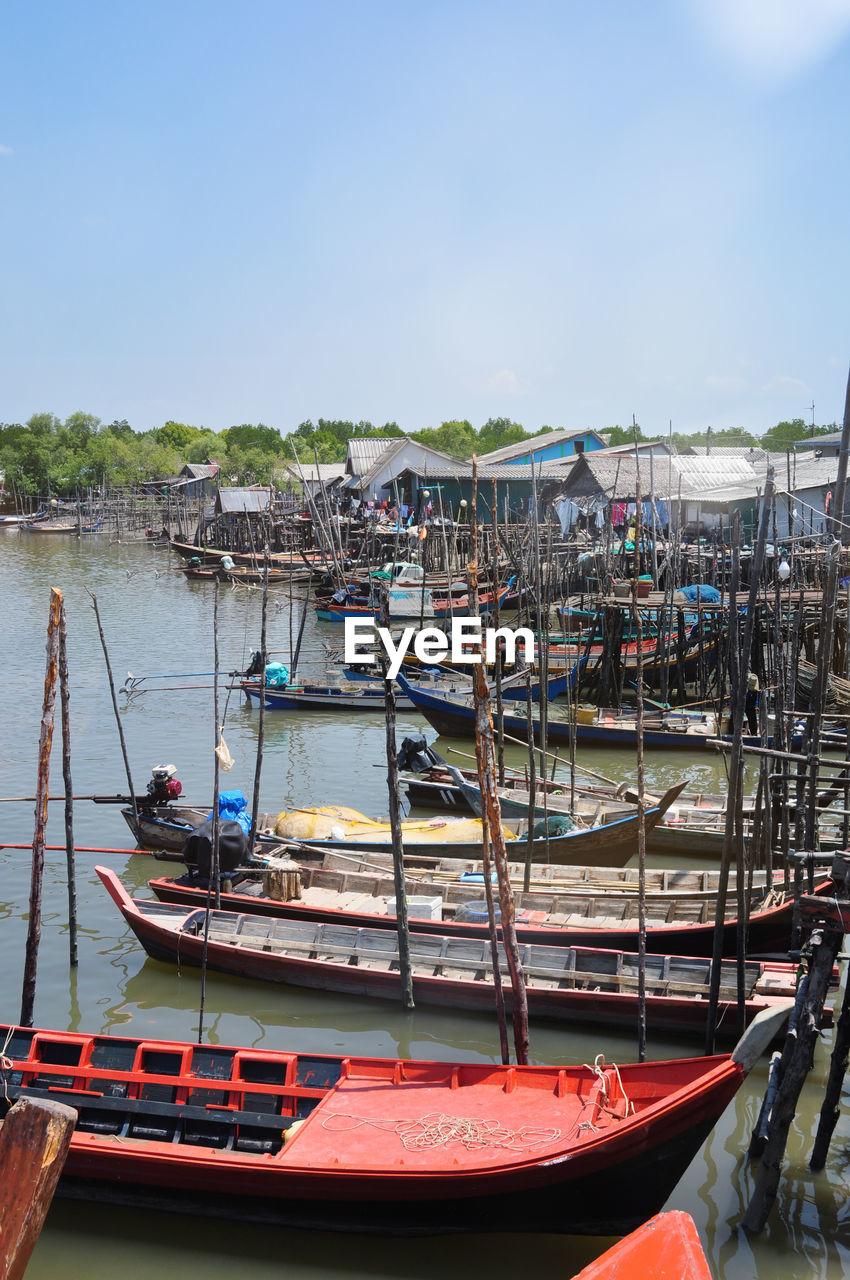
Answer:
top-left (98, 868), bottom-right (807, 1042)
top-left (573, 1210), bottom-right (712, 1279)
top-left (148, 858), bottom-right (830, 958)
top-left (0, 1009), bottom-right (786, 1236)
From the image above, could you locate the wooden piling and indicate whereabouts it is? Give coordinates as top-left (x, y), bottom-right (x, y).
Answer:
top-left (21, 588), bottom-right (62, 1026)
top-left (57, 598), bottom-right (78, 967)
top-left (378, 591), bottom-right (415, 1011)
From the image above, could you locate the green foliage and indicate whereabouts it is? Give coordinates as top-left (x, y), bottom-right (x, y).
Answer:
top-left (4, 406), bottom-right (837, 499)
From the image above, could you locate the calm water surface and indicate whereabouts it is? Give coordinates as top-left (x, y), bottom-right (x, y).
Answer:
top-left (1, 535), bottom-right (848, 1279)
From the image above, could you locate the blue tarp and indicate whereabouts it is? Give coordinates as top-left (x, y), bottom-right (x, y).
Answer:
top-left (207, 790), bottom-right (252, 835)
top-left (679, 584), bottom-right (722, 603)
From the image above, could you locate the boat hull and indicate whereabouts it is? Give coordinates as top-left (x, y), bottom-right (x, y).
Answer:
top-left (1, 1018), bottom-right (749, 1236)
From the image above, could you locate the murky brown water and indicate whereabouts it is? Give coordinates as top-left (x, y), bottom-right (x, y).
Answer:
top-left (1, 534), bottom-right (848, 1278)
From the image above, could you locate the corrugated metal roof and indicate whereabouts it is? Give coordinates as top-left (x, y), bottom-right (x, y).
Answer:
top-left (347, 437), bottom-right (400, 473)
top-left (383, 461), bottom-right (568, 484)
top-left (216, 487), bottom-right (270, 514)
top-left (476, 426), bottom-right (604, 464)
top-left (359, 440), bottom-right (473, 488)
top-left (279, 463), bottom-right (346, 484)
top-left (179, 463), bottom-right (219, 479)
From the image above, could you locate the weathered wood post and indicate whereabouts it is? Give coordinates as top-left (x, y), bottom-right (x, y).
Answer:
top-left (471, 457), bottom-right (530, 1065)
top-left (58, 598), bottom-right (78, 966)
top-left (21, 588), bottom-right (63, 1026)
top-left (0, 1097), bottom-right (77, 1280)
top-left (377, 590), bottom-right (415, 1010)
top-left (249, 554), bottom-right (270, 847)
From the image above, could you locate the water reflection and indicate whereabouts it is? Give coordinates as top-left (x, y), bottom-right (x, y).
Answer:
top-left (1, 536), bottom-right (848, 1280)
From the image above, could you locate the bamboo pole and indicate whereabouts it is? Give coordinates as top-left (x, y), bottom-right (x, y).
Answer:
top-left (87, 591), bottom-right (139, 839)
top-left (632, 478), bottom-right (647, 1062)
top-left (470, 457), bottom-right (527, 1064)
top-left (249, 555), bottom-right (270, 847)
top-left (21, 588), bottom-right (62, 1026)
top-left (378, 590), bottom-right (415, 1010)
top-left (58, 598), bottom-right (78, 966)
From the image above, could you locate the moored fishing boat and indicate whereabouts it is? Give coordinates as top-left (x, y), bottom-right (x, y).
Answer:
top-left (395, 674), bottom-right (758, 751)
top-left (0, 1009), bottom-right (788, 1235)
top-left (121, 782), bottom-right (684, 866)
top-left (98, 867), bottom-right (808, 1041)
top-left (149, 848), bottom-right (828, 956)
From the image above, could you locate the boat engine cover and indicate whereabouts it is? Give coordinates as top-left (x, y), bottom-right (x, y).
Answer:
top-left (183, 819), bottom-right (249, 877)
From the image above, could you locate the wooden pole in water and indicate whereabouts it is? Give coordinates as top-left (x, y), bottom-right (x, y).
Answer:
top-left (491, 478), bottom-right (505, 785)
top-left (58, 598), bottom-right (78, 966)
top-left (632, 478), bottom-right (647, 1062)
top-left (471, 456), bottom-right (530, 1066)
top-left (249, 554), bottom-right (269, 846)
top-left (21, 588), bottom-right (62, 1026)
top-left (705, 473), bottom-right (775, 1054)
top-left (212, 580), bottom-right (222, 910)
top-left (198, 582), bottom-right (223, 1044)
top-left (87, 591), bottom-right (140, 839)
top-left (377, 590), bottom-right (415, 1010)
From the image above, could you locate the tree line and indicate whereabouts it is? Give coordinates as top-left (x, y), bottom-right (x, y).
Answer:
top-left (0, 410), bottom-right (839, 496)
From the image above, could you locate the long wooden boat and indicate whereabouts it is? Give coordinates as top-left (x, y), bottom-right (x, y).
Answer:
top-left (0, 1009), bottom-right (787, 1235)
top-left (121, 783), bottom-right (683, 866)
top-left (399, 762), bottom-right (764, 860)
top-left (572, 1211), bottom-right (712, 1280)
top-left (241, 667), bottom-right (573, 713)
top-left (18, 516), bottom-right (102, 534)
top-left (0, 507), bottom-right (48, 528)
top-left (98, 867), bottom-right (806, 1041)
top-left (316, 581), bottom-right (518, 623)
top-left (181, 565), bottom-right (293, 584)
top-left (0, 1095), bottom-right (77, 1280)
top-left (149, 850), bottom-right (826, 957)
top-left (241, 680), bottom-right (419, 711)
top-left (396, 675), bottom-right (759, 751)
top-left (170, 539), bottom-right (331, 568)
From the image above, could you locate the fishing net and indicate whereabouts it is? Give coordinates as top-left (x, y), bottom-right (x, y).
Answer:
top-left (321, 1111), bottom-right (561, 1152)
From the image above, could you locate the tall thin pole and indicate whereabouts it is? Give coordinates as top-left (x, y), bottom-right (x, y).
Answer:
top-left (249, 555), bottom-right (269, 847)
top-left (632, 479), bottom-right (647, 1062)
top-left (58, 600), bottom-right (78, 967)
top-left (88, 592), bottom-right (139, 838)
top-left (471, 456), bottom-right (530, 1066)
top-left (378, 590), bottom-right (415, 1010)
top-left (21, 588), bottom-right (63, 1026)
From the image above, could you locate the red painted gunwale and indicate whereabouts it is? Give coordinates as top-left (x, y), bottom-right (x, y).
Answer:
top-left (0, 1021), bottom-right (742, 1231)
top-left (148, 870), bottom-right (830, 958)
top-left (98, 867), bottom-right (807, 1042)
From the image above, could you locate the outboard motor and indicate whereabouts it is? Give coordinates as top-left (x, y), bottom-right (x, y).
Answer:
top-left (146, 764), bottom-right (183, 806)
top-left (245, 649), bottom-right (265, 678)
top-left (183, 819), bottom-right (249, 879)
top-left (397, 735), bottom-right (447, 774)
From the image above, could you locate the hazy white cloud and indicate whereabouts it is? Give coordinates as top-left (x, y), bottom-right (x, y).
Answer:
top-left (487, 369), bottom-right (522, 395)
top-left (691, 0), bottom-right (850, 88)
top-left (0, 144), bottom-right (13, 156)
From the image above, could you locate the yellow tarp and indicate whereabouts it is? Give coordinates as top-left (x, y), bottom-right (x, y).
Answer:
top-left (274, 804), bottom-right (516, 844)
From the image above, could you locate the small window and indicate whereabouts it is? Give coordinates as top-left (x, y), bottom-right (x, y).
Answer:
top-left (574, 440), bottom-right (585, 454)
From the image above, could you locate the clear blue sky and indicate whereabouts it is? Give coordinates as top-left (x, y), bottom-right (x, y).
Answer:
top-left (2, 0), bottom-right (849, 438)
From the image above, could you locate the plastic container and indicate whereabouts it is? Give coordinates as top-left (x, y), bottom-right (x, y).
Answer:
top-left (454, 901), bottom-right (501, 925)
top-left (388, 895), bottom-right (443, 920)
